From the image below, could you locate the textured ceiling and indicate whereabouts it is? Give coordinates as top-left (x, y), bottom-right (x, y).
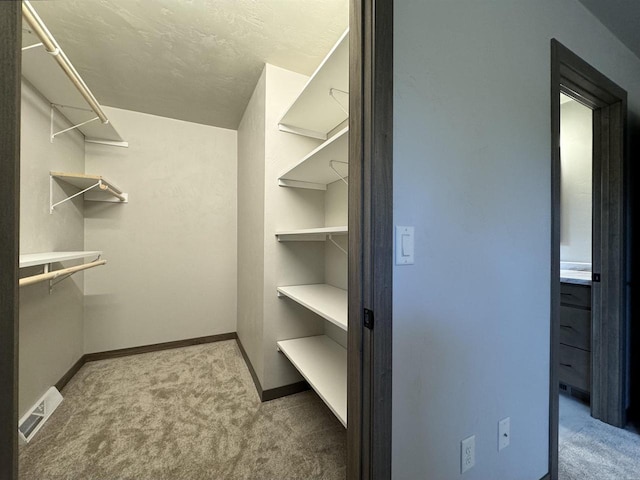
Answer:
top-left (26, 0), bottom-right (348, 129)
top-left (577, 0), bottom-right (640, 60)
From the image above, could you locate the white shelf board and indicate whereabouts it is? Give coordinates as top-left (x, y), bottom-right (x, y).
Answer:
top-left (19, 251), bottom-right (102, 268)
top-left (276, 226), bottom-right (347, 242)
top-left (278, 127), bottom-right (348, 189)
top-left (277, 284), bottom-right (347, 331)
top-left (51, 172), bottom-right (128, 203)
top-left (22, 32), bottom-right (126, 145)
top-left (278, 30), bottom-right (349, 139)
top-left (277, 335), bottom-right (347, 427)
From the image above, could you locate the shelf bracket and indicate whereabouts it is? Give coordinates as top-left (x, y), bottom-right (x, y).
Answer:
top-left (329, 160), bottom-right (349, 186)
top-left (44, 254), bottom-right (102, 294)
top-left (328, 88), bottom-right (349, 116)
top-left (328, 235), bottom-right (348, 256)
top-left (22, 42), bottom-right (43, 52)
top-left (50, 174), bottom-right (101, 214)
top-left (50, 104), bottom-right (99, 143)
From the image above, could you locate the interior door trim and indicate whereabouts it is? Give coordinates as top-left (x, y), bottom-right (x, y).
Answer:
top-left (0, 2), bottom-right (22, 479)
top-left (348, 0), bottom-right (393, 478)
top-left (550, 38), bottom-right (628, 479)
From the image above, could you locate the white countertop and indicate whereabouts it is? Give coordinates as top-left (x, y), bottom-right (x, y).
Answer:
top-left (560, 269), bottom-right (592, 286)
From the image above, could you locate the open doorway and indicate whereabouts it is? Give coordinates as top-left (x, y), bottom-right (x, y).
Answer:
top-left (550, 39), bottom-right (634, 479)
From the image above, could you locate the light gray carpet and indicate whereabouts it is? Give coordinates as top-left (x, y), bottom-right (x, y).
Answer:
top-left (559, 394), bottom-right (640, 480)
top-left (19, 340), bottom-right (346, 480)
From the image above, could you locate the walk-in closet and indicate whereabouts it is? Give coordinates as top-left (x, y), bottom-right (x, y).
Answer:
top-left (17, 1), bottom-right (350, 478)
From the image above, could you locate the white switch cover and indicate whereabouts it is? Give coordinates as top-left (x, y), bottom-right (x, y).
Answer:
top-left (461, 435), bottom-right (475, 473)
top-left (498, 417), bottom-right (510, 451)
top-left (395, 226), bottom-right (414, 265)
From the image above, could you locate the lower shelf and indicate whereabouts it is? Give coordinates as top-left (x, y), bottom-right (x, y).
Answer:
top-left (277, 335), bottom-right (347, 427)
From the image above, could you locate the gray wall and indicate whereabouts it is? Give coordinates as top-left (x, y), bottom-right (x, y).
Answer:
top-left (19, 80), bottom-right (85, 416)
top-left (84, 107), bottom-right (238, 353)
top-left (560, 99), bottom-right (593, 264)
top-left (237, 67), bottom-right (267, 382)
top-left (392, 1), bottom-right (640, 479)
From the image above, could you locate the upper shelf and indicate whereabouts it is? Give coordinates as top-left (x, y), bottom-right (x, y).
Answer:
top-left (19, 251), bottom-right (102, 268)
top-left (278, 127), bottom-right (348, 190)
top-left (276, 226), bottom-right (347, 242)
top-left (21, 1), bottom-right (127, 147)
top-left (278, 30), bottom-right (349, 140)
top-left (50, 172), bottom-right (128, 213)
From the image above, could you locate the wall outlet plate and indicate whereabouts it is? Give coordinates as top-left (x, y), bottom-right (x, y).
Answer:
top-left (461, 435), bottom-right (475, 473)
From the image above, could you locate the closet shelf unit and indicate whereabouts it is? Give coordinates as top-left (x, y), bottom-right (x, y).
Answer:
top-left (278, 30), bottom-right (349, 140)
top-left (275, 29), bottom-right (350, 428)
top-left (278, 127), bottom-right (348, 190)
top-left (19, 251), bottom-right (106, 289)
top-left (50, 172), bottom-right (128, 214)
top-left (276, 226), bottom-right (347, 242)
top-left (277, 284), bottom-right (347, 331)
top-left (277, 335), bottom-right (347, 427)
top-left (21, 0), bottom-right (128, 147)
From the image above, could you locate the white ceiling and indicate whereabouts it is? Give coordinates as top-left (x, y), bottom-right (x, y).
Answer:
top-left (25, 0), bottom-right (348, 130)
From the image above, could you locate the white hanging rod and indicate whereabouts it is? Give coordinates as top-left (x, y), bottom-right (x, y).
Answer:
top-left (329, 88), bottom-right (349, 116)
top-left (329, 160), bottom-right (349, 185)
top-left (22, 0), bottom-right (110, 125)
top-left (19, 259), bottom-right (106, 288)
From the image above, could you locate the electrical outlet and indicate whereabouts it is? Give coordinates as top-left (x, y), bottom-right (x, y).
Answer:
top-left (461, 435), bottom-right (475, 473)
top-left (498, 417), bottom-right (510, 451)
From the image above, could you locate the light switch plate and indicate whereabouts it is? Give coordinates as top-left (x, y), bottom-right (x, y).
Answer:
top-left (395, 226), bottom-right (414, 265)
top-left (498, 417), bottom-right (510, 451)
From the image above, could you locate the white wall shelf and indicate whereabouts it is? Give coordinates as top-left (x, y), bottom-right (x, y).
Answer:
top-left (50, 172), bottom-right (128, 213)
top-left (21, 1), bottom-right (128, 147)
top-left (19, 251), bottom-right (105, 291)
top-left (278, 127), bottom-right (348, 190)
top-left (19, 251), bottom-right (102, 268)
top-left (277, 284), bottom-right (347, 331)
top-left (278, 30), bottom-right (349, 140)
top-left (277, 335), bottom-right (347, 427)
top-left (276, 226), bottom-right (347, 242)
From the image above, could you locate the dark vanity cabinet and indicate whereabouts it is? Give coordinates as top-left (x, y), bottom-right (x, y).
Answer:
top-left (559, 283), bottom-right (592, 393)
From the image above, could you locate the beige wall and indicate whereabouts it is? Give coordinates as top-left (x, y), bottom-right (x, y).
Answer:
top-left (237, 67), bottom-right (267, 382)
top-left (560, 99), bottom-right (593, 264)
top-left (83, 107), bottom-right (238, 353)
top-left (19, 80), bottom-right (86, 416)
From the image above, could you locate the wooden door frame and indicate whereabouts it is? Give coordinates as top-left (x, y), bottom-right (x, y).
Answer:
top-left (348, 0), bottom-right (393, 478)
top-left (0, 2), bottom-right (21, 479)
top-left (549, 39), bottom-right (628, 479)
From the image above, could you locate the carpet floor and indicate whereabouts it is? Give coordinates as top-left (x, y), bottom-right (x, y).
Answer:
top-left (559, 393), bottom-right (640, 480)
top-left (19, 340), bottom-right (346, 480)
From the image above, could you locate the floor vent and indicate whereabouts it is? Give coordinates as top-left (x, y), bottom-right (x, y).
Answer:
top-left (18, 387), bottom-right (63, 443)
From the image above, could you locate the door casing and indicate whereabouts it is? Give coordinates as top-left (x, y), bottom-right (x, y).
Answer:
top-left (0, 2), bottom-right (21, 479)
top-left (348, 0), bottom-right (394, 478)
top-left (549, 39), bottom-right (629, 479)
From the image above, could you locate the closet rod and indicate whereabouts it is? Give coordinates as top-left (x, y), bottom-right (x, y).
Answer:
top-left (99, 183), bottom-right (127, 202)
top-left (22, 0), bottom-right (109, 125)
top-left (19, 259), bottom-right (106, 287)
